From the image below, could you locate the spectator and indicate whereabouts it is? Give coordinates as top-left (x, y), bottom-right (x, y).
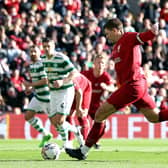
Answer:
top-left (140, 0), bottom-right (160, 23)
top-left (5, 86), bottom-right (23, 113)
top-left (0, 0), bottom-right (167, 115)
top-left (70, 52), bottom-right (81, 71)
top-left (10, 69), bottom-right (24, 92)
top-left (60, 23), bottom-right (75, 55)
top-left (156, 87), bottom-right (167, 108)
top-left (160, 96), bottom-right (168, 110)
top-left (159, 1), bottom-right (168, 23)
top-left (0, 93), bottom-right (8, 114)
top-left (82, 54), bottom-right (115, 148)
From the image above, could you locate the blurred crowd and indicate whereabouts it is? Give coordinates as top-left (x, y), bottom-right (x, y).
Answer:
top-left (0, 0), bottom-right (168, 115)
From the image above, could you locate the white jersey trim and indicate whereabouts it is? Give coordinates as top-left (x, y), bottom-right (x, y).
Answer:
top-left (136, 33), bottom-right (144, 44)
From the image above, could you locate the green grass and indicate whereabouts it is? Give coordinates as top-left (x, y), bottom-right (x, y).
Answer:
top-left (0, 139), bottom-right (168, 168)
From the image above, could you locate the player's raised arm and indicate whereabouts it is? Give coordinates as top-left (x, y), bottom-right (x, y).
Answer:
top-left (136, 22), bottom-right (159, 44)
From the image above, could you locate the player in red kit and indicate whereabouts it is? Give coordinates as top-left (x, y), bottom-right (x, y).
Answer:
top-left (82, 54), bottom-right (115, 148)
top-left (82, 54), bottom-right (114, 120)
top-left (65, 18), bottom-right (168, 160)
top-left (66, 73), bottom-right (92, 147)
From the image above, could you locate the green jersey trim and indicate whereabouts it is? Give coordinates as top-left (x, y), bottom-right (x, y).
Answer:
top-left (48, 112), bottom-right (69, 118)
top-left (35, 95), bottom-right (50, 102)
top-left (50, 84), bottom-right (74, 91)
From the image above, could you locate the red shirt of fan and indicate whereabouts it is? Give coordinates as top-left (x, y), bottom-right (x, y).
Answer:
top-left (112, 31), bottom-right (155, 86)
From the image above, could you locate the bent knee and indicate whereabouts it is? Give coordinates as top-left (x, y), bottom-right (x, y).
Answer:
top-left (146, 118), bottom-right (159, 123)
top-left (24, 111), bottom-right (35, 121)
top-left (50, 115), bottom-right (65, 127)
top-left (95, 102), bottom-right (116, 122)
top-left (140, 108), bottom-right (159, 123)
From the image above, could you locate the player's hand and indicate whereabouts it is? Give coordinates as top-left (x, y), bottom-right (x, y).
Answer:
top-left (76, 108), bottom-right (87, 117)
top-left (100, 82), bottom-right (107, 90)
top-left (53, 80), bottom-right (63, 88)
top-left (151, 22), bottom-right (159, 35)
top-left (23, 80), bottom-right (32, 88)
top-left (25, 87), bottom-right (33, 95)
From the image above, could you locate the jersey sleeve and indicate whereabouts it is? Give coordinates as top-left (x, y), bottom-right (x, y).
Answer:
top-left (104, 72), bottom-right (113, 85)
top-left (135, 31), bottom-right (156, 45)
top-left (60, 53), bottom-right (75, 73)
top-left (125, 31), bottom-right (155, 46)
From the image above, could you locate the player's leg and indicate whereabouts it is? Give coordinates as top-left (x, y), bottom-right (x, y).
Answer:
top-left (50, 114), bottom-right (84, 148)
top-left (87, 111), bottom-right (101, 149)
top-left (77, 84), bottom-right (92, 140)
top-left (77, 115), bottom-right (90, 140)
top-left (50, 88), bottom-right (84, 148)
top-left (83, 80), bottom-right (146, 150)
top-left (66, 102), bottom-right (76, 146)
top-left (24, 97), bottom-right (52, 147)
top-left (66, 114), bottom-right (75, 147)
top-left (136, 91), bottom-right (168, 123)
top-left (65, 80), bottom-right (146, 159)
top-left (65, 102), bottom-right (116, 160)
top-left (139, 103), bottom-right (168, 123)
top-left (50, 114), bottom-right (71, 147)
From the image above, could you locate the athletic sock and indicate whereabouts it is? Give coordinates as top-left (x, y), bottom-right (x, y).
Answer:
top-left (28, 117), bottom-right (48, 136)
top-left (56, 121), bottom-right (77, 142)
top-left (81, 145), bottom-right (90, 156)
top-left (159, 109), bottom-right (168, 121)
top-left (56, 122), bottom-right (68, 142)
top-left (66, 116), bottom-right (75, 141)
top-left (78, 116), bottom-right (90, 140)
top-left (85, 122), bottom-right (105, 147)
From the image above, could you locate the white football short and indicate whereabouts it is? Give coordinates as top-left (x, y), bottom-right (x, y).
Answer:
top-left (49, 86), bottom-right (75, 117)
top-left (25, 97), bottom-right (50, 115)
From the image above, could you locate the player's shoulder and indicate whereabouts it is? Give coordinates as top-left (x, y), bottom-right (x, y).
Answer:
top-left (55, 51), bottom-right (69, 60)
top-left (124, 32), bottom-right (138, 39)
top-left (30, 60), bottom-right (42, 66)
top-left (103, 71), bottom-right (112, 78)
top-left (78, 73), bottom-right (89, 81)
top-left (34, 61), bottom-right (44, 70)
top-left (81, 68), bottom-right (93, 75)
top-left (120, 32), bottom-right (138, 44)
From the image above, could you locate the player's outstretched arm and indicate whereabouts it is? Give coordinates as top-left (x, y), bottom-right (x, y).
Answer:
top-left (136, 22), bottom-right (159, 44)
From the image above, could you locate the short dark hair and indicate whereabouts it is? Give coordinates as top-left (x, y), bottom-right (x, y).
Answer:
top-left (42, 37), bottom-right (52, 43)
top-left (104, 18), bottom-right (123, 31)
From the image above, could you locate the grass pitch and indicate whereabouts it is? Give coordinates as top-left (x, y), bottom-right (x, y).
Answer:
top-left (0, 139), bottom-right (168, 168)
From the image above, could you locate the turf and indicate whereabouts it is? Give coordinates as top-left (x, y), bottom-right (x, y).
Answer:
top-left (0, 139), bottom-right (168, 168)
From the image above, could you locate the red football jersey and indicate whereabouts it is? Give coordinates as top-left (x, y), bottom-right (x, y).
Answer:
top-left (112, 31), bottom-right (155, 85)
top-left (82, 68), bottom-right (113, 113)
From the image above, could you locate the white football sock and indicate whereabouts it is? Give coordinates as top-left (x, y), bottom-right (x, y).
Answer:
top-left (81, 145), bottom-right (90, 155)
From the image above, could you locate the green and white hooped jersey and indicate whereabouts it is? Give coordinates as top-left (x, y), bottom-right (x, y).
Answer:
top-left (41, 52), bottom-right (75, 91)
top-left (29, 60), bottom-right (50, 102)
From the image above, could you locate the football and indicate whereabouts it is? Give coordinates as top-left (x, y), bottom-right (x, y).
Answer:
top-left (41, 143), bottom-right (61, 160)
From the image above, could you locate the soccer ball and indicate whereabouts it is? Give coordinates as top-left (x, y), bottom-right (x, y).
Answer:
top-left (41, 143), bottom-right (61, 160)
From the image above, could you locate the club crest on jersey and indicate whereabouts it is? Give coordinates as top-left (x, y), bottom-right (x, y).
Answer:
top-left (114, 57), bottom-right (121, 63)
top-left (60, 102), bottom-right (65, 108)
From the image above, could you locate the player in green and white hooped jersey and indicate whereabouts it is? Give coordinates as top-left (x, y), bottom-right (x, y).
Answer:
top-left (23, 45), bottom-right (52, 148)
top-left (42, 38), bottom-right (84, 149)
